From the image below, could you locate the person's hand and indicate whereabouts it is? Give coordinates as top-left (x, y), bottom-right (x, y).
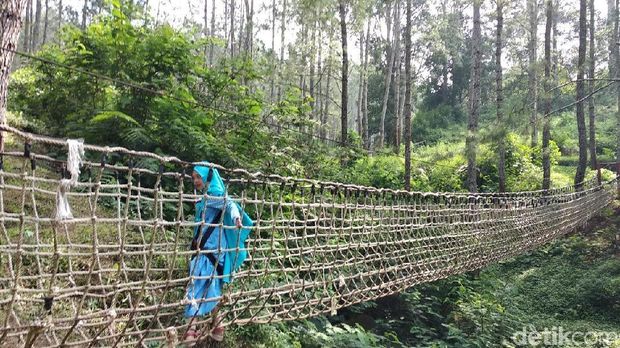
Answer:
top-left (235, 217), bottom-right (242, 228)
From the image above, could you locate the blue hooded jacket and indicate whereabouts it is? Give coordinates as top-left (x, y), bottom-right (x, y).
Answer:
top-left (193, 164), bottom-right (252, 283)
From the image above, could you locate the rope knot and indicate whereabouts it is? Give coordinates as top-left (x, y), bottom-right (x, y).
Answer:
top-left (107, 308), bottom-right (117, 321)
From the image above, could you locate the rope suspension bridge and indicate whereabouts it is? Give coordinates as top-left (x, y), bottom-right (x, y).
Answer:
top-left (0, 125), bottom-right (617, 347)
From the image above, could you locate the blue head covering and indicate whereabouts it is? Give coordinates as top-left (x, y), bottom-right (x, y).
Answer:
top-left (193, 165), bottom-right (226, 196)
top-left (193, 163), bottom-right (252, 283)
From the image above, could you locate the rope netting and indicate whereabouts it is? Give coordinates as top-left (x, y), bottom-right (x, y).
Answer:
top-left (0, 125), bottom-right (617, 347)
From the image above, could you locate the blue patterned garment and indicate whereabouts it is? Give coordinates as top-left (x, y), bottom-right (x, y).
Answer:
top-left (184, 163), bottom-right (252, 318)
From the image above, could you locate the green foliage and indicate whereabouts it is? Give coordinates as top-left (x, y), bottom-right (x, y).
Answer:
top-left (229, 318), bottom-right (390, 348)
top-left (345, 154), bottom-right (405, 189)
top-left (8, 5), bottom-right (314, 173)
top-left (412, 104), bottom-right (465, 144)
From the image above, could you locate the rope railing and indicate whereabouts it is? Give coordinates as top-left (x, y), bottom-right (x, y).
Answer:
top-left (0, 125), bottom-right (617, 347)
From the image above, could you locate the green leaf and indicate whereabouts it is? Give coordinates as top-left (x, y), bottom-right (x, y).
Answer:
top-left (90, 111), bottom-right (139, 126)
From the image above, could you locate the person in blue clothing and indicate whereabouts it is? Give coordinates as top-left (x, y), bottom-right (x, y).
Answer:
top-left (184, 163), bottom-right (252, 343)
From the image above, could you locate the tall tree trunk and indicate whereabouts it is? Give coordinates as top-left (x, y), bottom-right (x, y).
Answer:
top-left (208, 0), bottom-right (215, 65)
top-left (552, 0), bottom-right (558, 83)
top-left (608, 0), bottom-right (616, 79)
top-left (543, 0), bottom-right (553, 191)
top-left (575, 0), bottom-right (588, 188)
top-left (440, 1), bottom-right (449, 101)
top-left (379, 3), bottom-right (394, 148)
top-left (229, 0), bottom-right (235, 58)
top-left (316, 27), bottom-right (322, 136)
top-left (33, 0), bottom-right (40, 48)
top-left (362, 19), bottom-right (370, 150)
top-left (237, 0), bottom-right (244, 56)
top-left (392, 2), bottom-right (402, 151)
top-left (277, 0), bottom-right (286, 101)
top-left (224, 0), bottom-right (228, 44)
top-left (321, 32), bottom-right (332, 141)
top-left (244, 0), bottom-right (253, 57)
top-left (614, 0), bottom-right (620, 190)
top-left (404, 0), bottom-right (412, 190)
top-left (528, 0), bottom-right (539, 147)
top-left (356, 28), bottom-right (364, 135)
top-left (81, 0), bottom-right (87, 29)
top-left (28, 0), bottom-right (34, 50)
top-left (339, 0), bottom-right (348, 146)
top-left (203, 0), bottom-right (209, 60)
top-left (588, 0), bottom-right (598, 170)
top-left (1, 0), bottom-right (28, 153)
top-left (22, 0), bottom-right (31, 52)
top-left (466, 0), bottom-right (482, 193)
top-left (42, 0), bottom-right (48, 44)
top-left (496, 0), bottom-right (506, 192)
top-left (57, 0), bottom-right (61, 30)
top-left (300, 23), bottom-right (307, 96)
top-left (394, 57), bottom-right (402, 151)
top-left (269, 0), bottom-right (276, 101)
top-left (396, 56), bottom-right (404, 149)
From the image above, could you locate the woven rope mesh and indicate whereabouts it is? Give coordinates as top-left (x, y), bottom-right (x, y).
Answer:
top-left (0, 125), bottom-right (617, 347)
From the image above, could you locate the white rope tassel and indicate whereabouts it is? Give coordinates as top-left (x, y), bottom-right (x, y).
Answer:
top-left (55, 139), bottom-right (84, 220)
top-left (66, 139), bottom-right (85, 185)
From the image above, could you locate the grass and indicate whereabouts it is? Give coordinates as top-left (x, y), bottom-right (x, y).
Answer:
top-left (483, 201), bottom-right (620, 347)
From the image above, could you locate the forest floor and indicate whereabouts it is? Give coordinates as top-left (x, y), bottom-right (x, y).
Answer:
top-left (483, 200), bottom-right (620, 347)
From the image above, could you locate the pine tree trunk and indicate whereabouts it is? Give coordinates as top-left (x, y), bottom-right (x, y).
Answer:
top-left (209, 0), bottom-right (215, 64)
top-left (300, 23), bottom-right (307, 97)
top-left (310, 20), bottom-right (317, 120)
top-left (588, 0), bottom-right (598, 170)
top-left (277, 0), bottom-right (286, 101)
top-left (269, 0), bottom-right (276, 101)
top-left (81, 0), bottom-right (87, 29)
top-left (614, 0), bottom-right (620, 189)
top-left (394, 57), bottom-right (402, 152)
top-left (33, 0), bottom-right (40, 49)
top-left (229, 0), bottom-right (235, 58)
top-left (237, 0), bottom-right (244, 56)
top-left (362, 19), bottom-right (370, 150)
top-left (316, 27), bottom-right (322, 136)
top-left (244, 0), bottom-right (253, 57)
top-left (321, 32), bottom-right (332, 141)
top-left (608, 0), bottom-right (616, 79)
top-left (28, 0), bottom-right (34, 50)
top-left (466, 0), bottom-right (482, 193)
top-left (496, 0), bottom-right (506, 192)
top-left (339, 0), bottom-right (348, 146)
top-left (404, 0), bottom-right (412, 190)
top-left (552, 0), bottom-right (558, 83)
top-left (379, 3), bottom-right (394, 148)
top-left (542, 0), bottom-right (553, 191)
top-left (1, 0), bottom-right (28, 152)
top-left (356, 29), bottom-right (364, 135)
top-left (528, 0), bottom-right (539, 147)
top-left (396, 58), bottom-right (404, 149)
top-left (42, 0), bottom-right (48, 44)
top-left (58, 0), bottom-right (61, 29)
top-left (392, 2), bottom-right (402, 152)
top-left (204, 0), bottom-right (209, 60)
top-left (575, 0), bottom-right (588, 188)
top-left (224, 0), bottom-right (228, 44)
top-left (22, 0), bottom-right (31, 53)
